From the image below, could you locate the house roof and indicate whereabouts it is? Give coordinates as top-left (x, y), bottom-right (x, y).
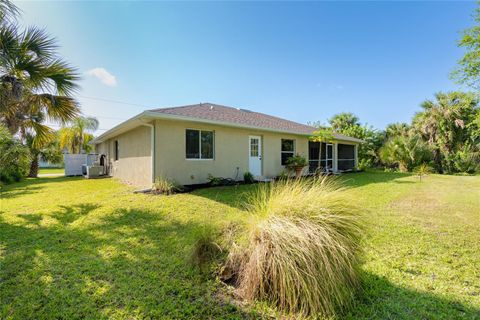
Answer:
top-left (149, 103), bottom-right (317, 135)
top-left (92, 103), bottom-right (364, 144)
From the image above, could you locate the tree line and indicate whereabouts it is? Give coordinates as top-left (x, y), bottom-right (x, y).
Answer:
top-left (316, 90), bottom-right (479, 174)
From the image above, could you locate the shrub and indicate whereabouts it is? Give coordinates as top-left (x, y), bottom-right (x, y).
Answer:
top-left (380, 134), bottom-right (431, 172)
top-left (452, 145), bottom-right (479, 174)
top-left (207, 174), bottom-right (236, 186)
top-left (228, 177), bottom-right (363, 318)
top-left (243, 171), bottom-right (255, 184)
top-left (152, 177), bottom-right (182, 195)
top-left (358, 158), bottom-right (372, 171)
top-left (285, 153), bottom-right (308, 168)
top-left (414, 163), bottom-right (434, 181)
top-left (277, 170), bottom-right (290, 180)
top-left (207, 174), bottom-right (223, 186)
top-left (0, 124), bottom-right (31, 184)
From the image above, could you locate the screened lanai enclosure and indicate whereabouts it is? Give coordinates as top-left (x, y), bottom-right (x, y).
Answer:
top-left (308, 141), bottom-right (357, 173)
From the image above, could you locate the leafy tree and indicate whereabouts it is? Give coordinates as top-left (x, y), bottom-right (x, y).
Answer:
top-left (412, 92), bottom-right (479, 173)
top-left (312, 113), bottom-right (384, 169)
top-left (309, 127), bottom-right (334, 170)
top-left (59, 116), bottom-right (99, 154)
top-left (339, 123), bottom-right (384, 168)
top-left (452, 5), bottom-right (480, 89)
top-left (0, 123), bottom-right (30, 183)
top-left (380, 133), bottom-right (431, 172)
top-left (452, 144), bottom-right (479, 174)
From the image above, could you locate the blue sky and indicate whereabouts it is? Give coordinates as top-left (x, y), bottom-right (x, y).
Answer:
top-left (16, 1), bottom-right (476, 134)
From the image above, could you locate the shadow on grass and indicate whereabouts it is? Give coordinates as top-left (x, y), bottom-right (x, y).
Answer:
top-left (1, 176), bottom-right (83, 199)
top-left (345, 272), bottom-right (480, 320)
top-left (191, 184), bottom-right (257, 210)
top-left (0, 204), bottom-right (261, 319)
top-left (339, 170), bottom-right (416, 189)
top-left (191, 171), bottom-right (417, 210)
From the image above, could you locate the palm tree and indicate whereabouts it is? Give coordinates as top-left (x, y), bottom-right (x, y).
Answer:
top-left (1, 24), bottom-right (80, 143)
top-left (329, 113), bottom-right (360, 132)
top-left (59, 116), bottom-right (99, 154)
top-left (413, 92), bottom-right (478, 173)
top-left (1, 0), bottom-right (80, 176)
top-left (380, 134), bottom-right (431, 172)
top-left (385, 122), bottom-right (410, 139)
top-left (25, 128), bottom-right (63, 177)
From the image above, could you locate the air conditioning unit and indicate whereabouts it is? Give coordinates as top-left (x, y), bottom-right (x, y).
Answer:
top-left (86, 165), bottom-right (103, 178)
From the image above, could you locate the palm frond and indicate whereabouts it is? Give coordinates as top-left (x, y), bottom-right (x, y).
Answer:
top-left (20, 27), bottom-right (57, 60)
top-left (42, 59), bottom-right (80, 96)
top-left (28, 93), bottom-right (80, 124)
top-left (0, 23), bottom-right (20, 71)
top-left (0, 0), bottom-right (20, 25)
top-left (23, 119), bottom-right (55, 148)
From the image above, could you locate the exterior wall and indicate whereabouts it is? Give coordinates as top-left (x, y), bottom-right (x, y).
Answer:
top-left (154, 119), bottom-right (309, 185)
top-left (95, 118), bottom-right (360, 187)
top-left (95, 125), bottom-right (152, 187)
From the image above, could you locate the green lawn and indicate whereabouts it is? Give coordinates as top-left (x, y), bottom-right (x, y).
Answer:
top-left (1, 172), bottom-right (479, 319)
top-left (38, 167), bottom-right (64, 175)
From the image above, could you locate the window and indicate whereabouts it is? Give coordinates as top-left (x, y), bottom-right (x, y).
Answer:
top-left (250, 138), bottom-right (259, 157)
top-left (281, 139), bottom-right (295, 165)
top-left (338, 144), bottom-right (355, 171)
top-left (114, 140), bottom-right (119, 161)
top-left (186, 129), bottom-right (214, 159)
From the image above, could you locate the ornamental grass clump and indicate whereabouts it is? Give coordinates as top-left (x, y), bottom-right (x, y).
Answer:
top-left (152, 177), bottom-right (182, 195)
top-left (231, 177), bottom-right (363, 318)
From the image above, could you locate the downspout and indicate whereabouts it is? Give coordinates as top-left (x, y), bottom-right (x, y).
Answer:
top-left (140, 122), bottom-right (155, 184)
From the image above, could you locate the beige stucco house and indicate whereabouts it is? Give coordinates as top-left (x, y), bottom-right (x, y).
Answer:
top-left (92, 103), bottom-right (363, 187)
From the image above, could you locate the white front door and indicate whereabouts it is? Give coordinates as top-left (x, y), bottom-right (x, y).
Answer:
top-left (249, 136), bottom-right (262, 177)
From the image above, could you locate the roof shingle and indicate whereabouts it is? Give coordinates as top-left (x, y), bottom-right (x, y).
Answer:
top-left (149, 103), bottom-right (317, 134)
top-left (148, 103), bottom-right (363, 143)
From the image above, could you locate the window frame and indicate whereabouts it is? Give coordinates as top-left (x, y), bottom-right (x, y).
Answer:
top-left (185, 128), bottom-right (215, 160)
top-left (281, 138), bottom-right (296, 166)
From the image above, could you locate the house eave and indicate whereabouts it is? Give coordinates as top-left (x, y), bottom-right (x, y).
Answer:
top-left (91, 111), bottom-right (364, 144)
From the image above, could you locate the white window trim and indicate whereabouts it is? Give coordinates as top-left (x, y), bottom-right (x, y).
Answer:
top-left (281, 138), bottom-right (296, 166)
top-left (185, 128), bottom-right (215, 161)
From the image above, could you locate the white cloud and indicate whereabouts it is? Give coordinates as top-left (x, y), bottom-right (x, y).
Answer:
top-left (86, 67), bottom-right (117, 87)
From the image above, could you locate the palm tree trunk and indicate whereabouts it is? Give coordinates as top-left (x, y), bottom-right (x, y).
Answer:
top-left (399, 162), bottom-right (408, 172)
top-left (28, 155), bottom-right (39, 178)
top-left (433, 148), bottom-right (442, 173)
